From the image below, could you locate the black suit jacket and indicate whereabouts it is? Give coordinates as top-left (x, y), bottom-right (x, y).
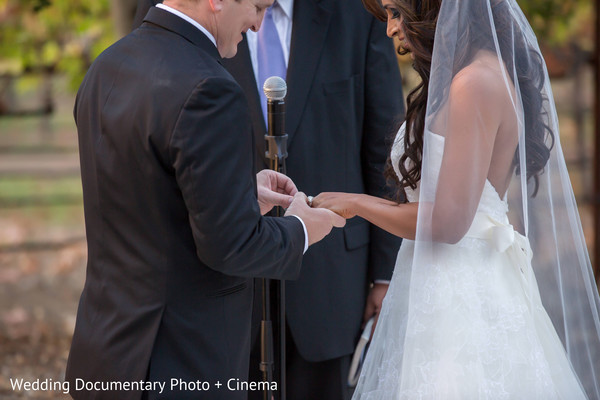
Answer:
top-left (66, 8), bottom-right (304, 400)
top-left (133, 0), bottom-right (404, 362)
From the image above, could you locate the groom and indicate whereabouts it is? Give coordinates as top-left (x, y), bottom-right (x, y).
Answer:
top-left (132, 0), bottom-right (404, 398)
top-left (65, 0), bottom-right (345, 399)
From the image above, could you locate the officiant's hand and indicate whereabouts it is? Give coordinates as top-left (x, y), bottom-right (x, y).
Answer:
top-left (285, 192), bottom-right (346, 246)
top-left (363, 283), bottom-right (389, 340)
top-left (256, 169), bottom-right (298, 215)
top-left (311, 192), bottom-right (360, 219)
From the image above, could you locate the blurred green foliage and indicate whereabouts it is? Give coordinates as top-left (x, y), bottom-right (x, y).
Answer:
top-left (0, 0), bottom-right (115, 91)
top-left (0, 177), bottom-right (82, 201)
top-left (520, 0), bottom-right (593, 50)
top-left (0, 0), bottom-right (594, 94)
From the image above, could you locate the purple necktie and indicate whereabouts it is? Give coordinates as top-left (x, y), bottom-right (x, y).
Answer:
top-left (257, 2), bottom-right (287, 125)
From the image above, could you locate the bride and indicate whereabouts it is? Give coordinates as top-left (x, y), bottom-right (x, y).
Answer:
top-left (313, 0), bottom-right (600, 398)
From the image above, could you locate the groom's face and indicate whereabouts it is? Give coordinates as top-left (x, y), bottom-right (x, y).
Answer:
top-left (215, 0), bottom-right (273, 58)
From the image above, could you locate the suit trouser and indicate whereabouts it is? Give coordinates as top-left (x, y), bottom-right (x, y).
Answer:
top-left (247, 280), bottom-right (352, 400)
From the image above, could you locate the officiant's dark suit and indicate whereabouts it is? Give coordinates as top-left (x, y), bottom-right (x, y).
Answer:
top-left (65, 5), bottom-right (318, 400)
top-left (229, 3), bottom-right (404, 398)
top-left (133, 1), bottom-right (404, 398)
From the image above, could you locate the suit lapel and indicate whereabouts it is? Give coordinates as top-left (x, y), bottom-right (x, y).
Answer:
top-left (285, 0), bottom-right (332, 144)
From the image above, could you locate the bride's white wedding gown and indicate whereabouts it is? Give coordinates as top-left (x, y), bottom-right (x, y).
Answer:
top-left (353, 123), bottom-right (587, 399)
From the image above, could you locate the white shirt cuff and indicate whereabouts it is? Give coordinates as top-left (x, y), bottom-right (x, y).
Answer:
top-left (290, 215), bottom-right (309, 254)
top-left (374, 280), bottom-right (391, 285)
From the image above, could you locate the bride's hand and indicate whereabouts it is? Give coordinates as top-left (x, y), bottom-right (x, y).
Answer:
top-left (312, 192), bottom-right (360, 219)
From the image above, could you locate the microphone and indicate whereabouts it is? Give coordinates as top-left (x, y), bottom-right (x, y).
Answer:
top-left (263, 76), bottom-right (287, 101)
top-left (263, 76), bottom-right (287, 138)
top-left (263, 76), bottom-right (288, 171)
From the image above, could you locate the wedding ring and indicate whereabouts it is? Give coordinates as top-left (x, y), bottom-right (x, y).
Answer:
top-left (307, 196), bottom-right (314, 207)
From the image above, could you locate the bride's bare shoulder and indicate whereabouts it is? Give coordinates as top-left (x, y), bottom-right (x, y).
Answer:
top-left (450, 60), bottom-right (508, 101)
top-left (445, 57), bottom-right (510, 133)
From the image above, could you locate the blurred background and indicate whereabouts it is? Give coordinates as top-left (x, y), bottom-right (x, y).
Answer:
top-left (0, 0), bottom-right (598, 398)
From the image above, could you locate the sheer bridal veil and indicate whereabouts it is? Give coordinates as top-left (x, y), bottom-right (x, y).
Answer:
top-left (355, 0), bottom-right (600, 398)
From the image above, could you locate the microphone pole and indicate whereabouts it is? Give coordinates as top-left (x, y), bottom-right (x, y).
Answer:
top-left (262, 76), bottom-right (288, 400)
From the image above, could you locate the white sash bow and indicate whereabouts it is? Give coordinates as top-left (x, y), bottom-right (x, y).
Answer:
top-left (465, 213), bottom-right (535, 302)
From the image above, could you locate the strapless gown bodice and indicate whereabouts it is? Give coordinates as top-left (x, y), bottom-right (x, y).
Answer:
top-left (390, 122), bottom-right (508, 221)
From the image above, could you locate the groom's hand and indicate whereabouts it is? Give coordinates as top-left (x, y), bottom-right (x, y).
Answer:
top-left (256, 169), bottom-right (298, 215)
top-left (285, 192), bottom-right (346, 246)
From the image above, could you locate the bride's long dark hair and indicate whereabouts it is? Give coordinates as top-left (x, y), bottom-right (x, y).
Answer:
top-left (363, 0), bottom-right (554, 201)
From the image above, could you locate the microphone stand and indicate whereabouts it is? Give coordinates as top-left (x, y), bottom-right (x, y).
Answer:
top-left (262, 78), bottom-right (288, 400)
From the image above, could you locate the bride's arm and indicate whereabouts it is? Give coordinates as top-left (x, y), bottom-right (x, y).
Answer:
top-left (429, 65), bottom-right (507, 243)
top-left (314, 65), bottom-right (508, 242)
top-left (312, 192), bottom-right (418, 240)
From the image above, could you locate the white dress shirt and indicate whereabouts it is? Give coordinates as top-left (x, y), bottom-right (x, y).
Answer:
top-left (156, 4), bottom-right (217, 47)
top-left (246, 0), bottom-right (294, 90)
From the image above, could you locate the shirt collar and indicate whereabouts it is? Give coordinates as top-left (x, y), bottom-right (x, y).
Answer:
top-left (276, 0), bottom-right (293, 20)
top-left (156, 3), bottom-right (217, 48)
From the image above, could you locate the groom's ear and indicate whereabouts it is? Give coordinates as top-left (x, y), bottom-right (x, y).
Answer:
top-left (208, 0), bottom-right (223, 12)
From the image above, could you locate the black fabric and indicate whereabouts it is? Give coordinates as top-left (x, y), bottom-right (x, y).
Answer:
top-left (248, 323), bottom-right (352, 400)
top-left (66, 7), bottom-right (305, 400)
top-left (132, 0), bottom-right (405, 396)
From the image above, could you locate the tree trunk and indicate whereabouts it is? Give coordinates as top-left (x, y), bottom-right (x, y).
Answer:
top-left (111, 0), bottom-right (139, 38)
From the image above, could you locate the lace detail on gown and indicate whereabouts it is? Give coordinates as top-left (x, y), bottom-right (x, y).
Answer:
top-left (353, 123), bottom-right (587, 400)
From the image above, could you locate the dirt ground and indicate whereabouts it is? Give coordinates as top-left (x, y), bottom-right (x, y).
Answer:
top-left (0, 82), bottom-right (87, 398)
top-left (0, 243), bottom-right (86, 399)
top-left (0, 215), bottom-right (87, 400)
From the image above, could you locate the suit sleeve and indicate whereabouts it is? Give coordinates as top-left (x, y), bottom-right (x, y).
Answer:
top-left (169, 76), bottom-right (304, 279)
top-left (362, 16), bottom-right (405, 281)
